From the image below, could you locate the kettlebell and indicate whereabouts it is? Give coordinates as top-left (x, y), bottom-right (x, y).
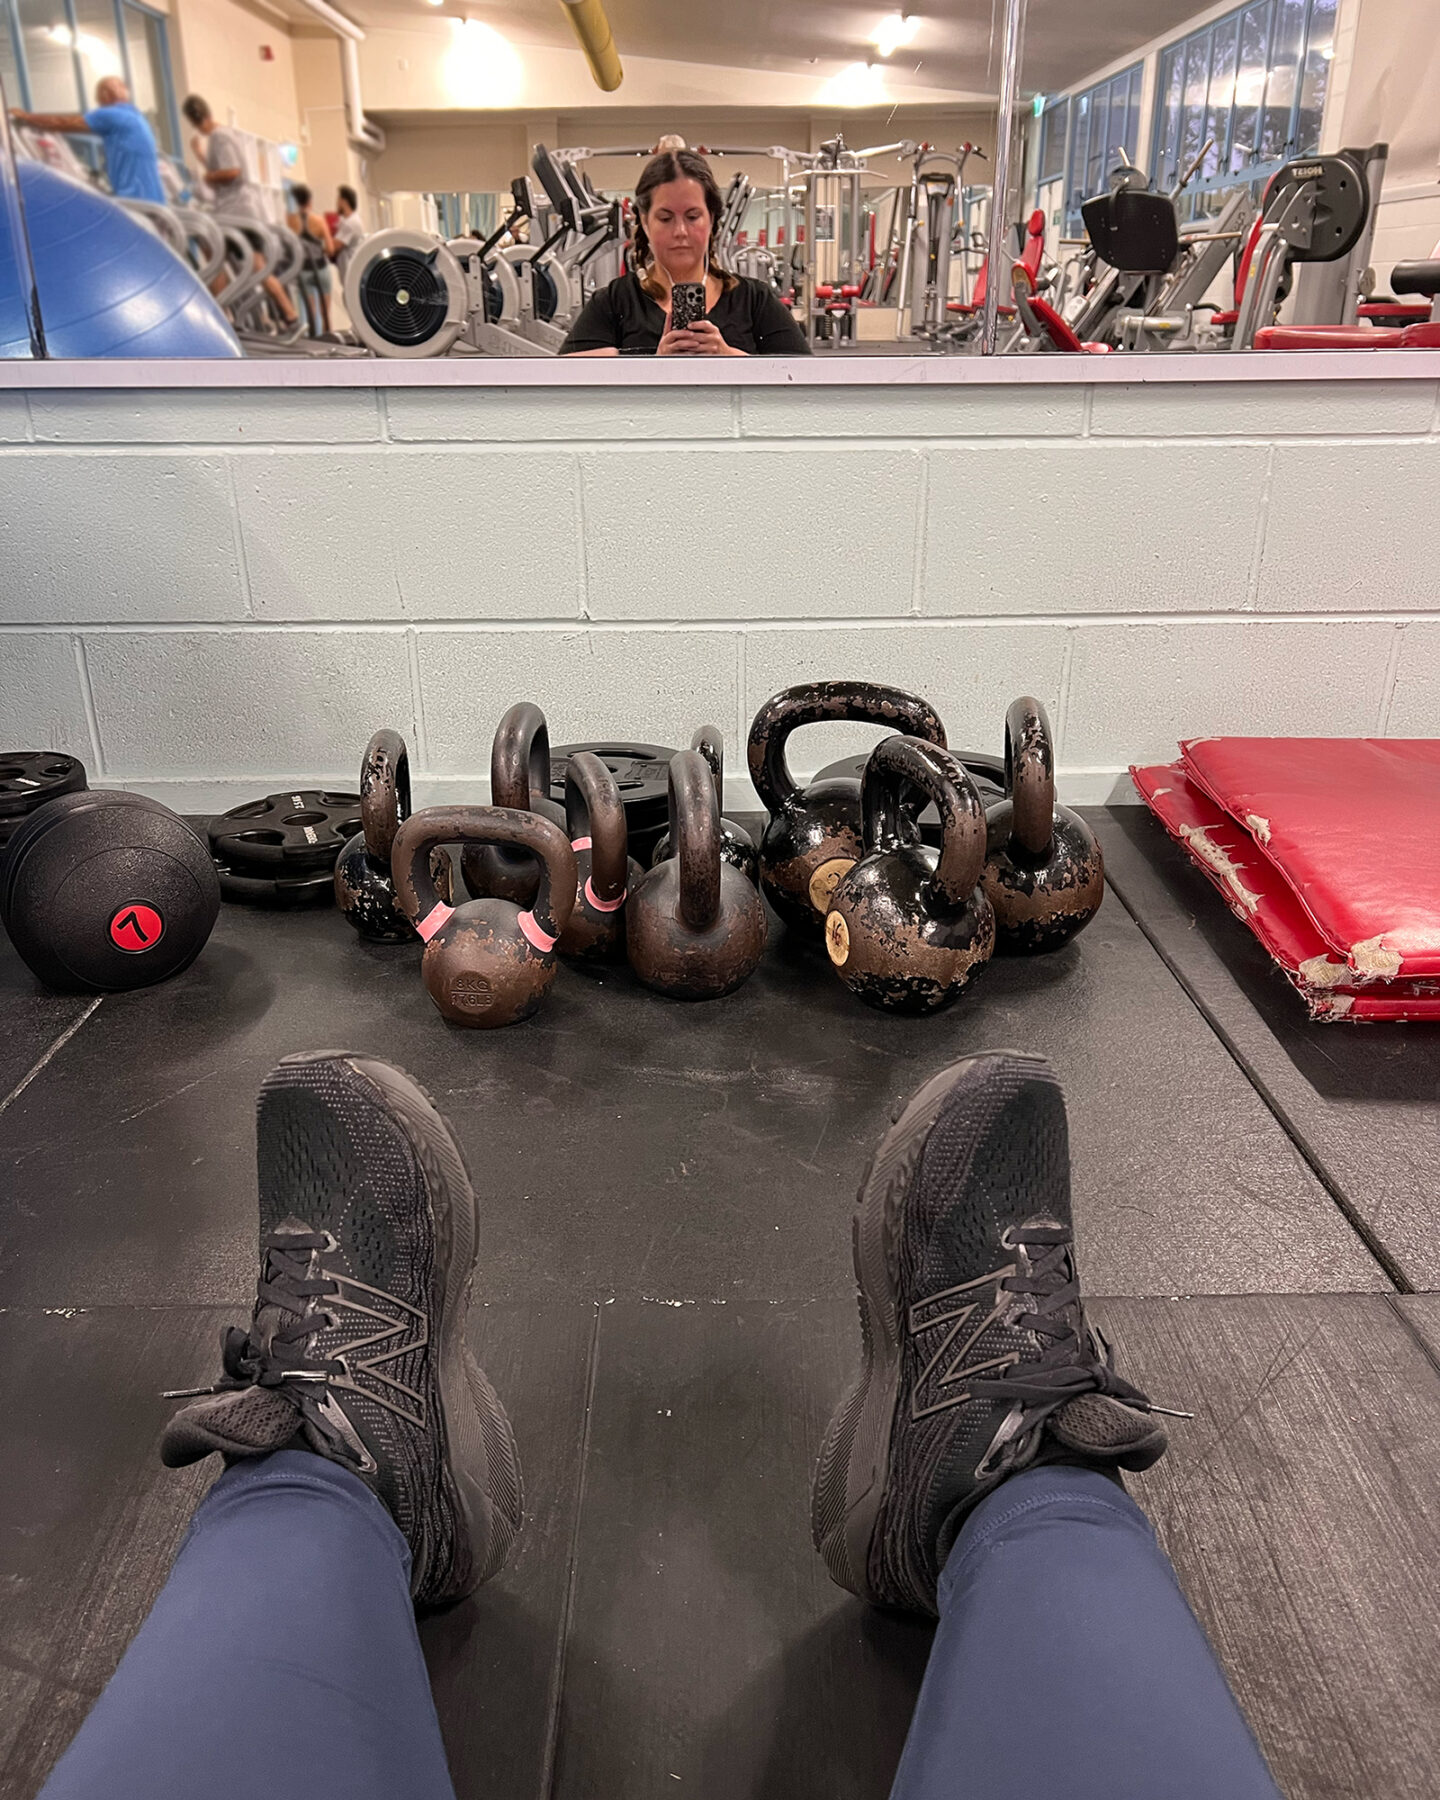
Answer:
top-left (982, 697), bottom-right (1104, 954)
top-left (627, 750), bottom-right (768, 1000)
top-left (333, 729), bottom-right (452, 941)
top-left (824, 736), bottom-right (994, 1015)
top-left (748, 681), bottom-right (947, 934)
top-left (651, 727), bottom-right (758, 883)
top-left (461, 703), bottom-right (567, 906)
top-left (559, 751), bottom-right (642, 963)
top-left (2, 789), bottom-right (220, 993)
top-left (392, 805), bottom-right (577, 1028)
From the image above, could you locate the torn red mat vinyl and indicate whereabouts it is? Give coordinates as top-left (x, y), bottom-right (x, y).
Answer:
top-left (1178, 737), bottom-right (1440, 980)
top-left (1130, 761), bottom-right (1440, 1022)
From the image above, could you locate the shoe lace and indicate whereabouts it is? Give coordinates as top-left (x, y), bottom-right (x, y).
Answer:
top-left (163, 1228), bottom-right (344, 1403)
top-left (965, 1225), bottom-right (1166, 1419)
top-left (217, 1228), bottom-right (345, 1390)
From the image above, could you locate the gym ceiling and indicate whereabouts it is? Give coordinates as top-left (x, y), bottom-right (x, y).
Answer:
top-left (274, 0), bottom-right (1211, 100)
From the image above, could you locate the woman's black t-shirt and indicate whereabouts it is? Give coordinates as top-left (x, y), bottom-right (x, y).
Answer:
top-left (560, 272), bottom-right (810, 356)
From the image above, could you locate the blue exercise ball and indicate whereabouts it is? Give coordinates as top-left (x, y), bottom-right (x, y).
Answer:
top-left (1, 161), bottom-right (240, 359)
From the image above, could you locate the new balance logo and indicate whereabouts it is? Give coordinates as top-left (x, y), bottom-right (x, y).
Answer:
top-left (907, 1263), bottom-right (1019, 1420)
top-left (325, 1273), bottom-right (430, 1427)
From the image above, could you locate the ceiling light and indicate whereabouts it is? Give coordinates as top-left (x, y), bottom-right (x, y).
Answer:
top-left (443, 18), bottom-right (524, 104)
top-left (872, 12), bottom-right (919, 57)
top-left (424, 0), bottom-right (445, 8)
top-left (820, 60), bottom-right (887, 105)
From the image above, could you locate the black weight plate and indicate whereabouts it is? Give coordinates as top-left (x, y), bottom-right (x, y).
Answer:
top-left (208, 790), bottom-right (362, 869)
top-left (549, 742), bottom-right (678, 865)
top-left (213, 855), bottom-right (338, 908)
top-left (0, 750), bottom-right (88, 820)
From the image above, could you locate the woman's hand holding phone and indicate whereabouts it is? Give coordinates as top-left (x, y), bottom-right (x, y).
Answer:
top-left (657, 319), bottom-right (745, 357)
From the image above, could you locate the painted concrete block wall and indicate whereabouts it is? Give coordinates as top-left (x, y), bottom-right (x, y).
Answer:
top-left (0, 377), bottom-right (1437, 816)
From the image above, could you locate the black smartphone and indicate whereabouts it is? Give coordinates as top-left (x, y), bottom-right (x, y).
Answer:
top-left (669, 281), bottom-right (706, 331)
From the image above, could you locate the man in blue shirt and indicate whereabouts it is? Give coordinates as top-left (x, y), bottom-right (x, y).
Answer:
top-left (10, 77), bottom-right (165, 204)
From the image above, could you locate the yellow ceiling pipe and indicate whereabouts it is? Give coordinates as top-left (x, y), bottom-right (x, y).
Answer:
top-left (559, 0), bottom-right (623, 91)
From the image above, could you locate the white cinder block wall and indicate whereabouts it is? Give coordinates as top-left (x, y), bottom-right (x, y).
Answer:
top-left (0, 372), bottom-right (1436, 815)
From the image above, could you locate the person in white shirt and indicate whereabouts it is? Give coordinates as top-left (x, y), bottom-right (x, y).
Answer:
top-left (333, 185), bottom-right (366, 282)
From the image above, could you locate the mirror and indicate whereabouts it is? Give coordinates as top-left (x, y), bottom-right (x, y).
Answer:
top-left (0, 0), bottom-right (1434, 363)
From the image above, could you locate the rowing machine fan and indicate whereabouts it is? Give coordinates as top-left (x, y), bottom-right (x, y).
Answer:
top-left (344, 229), bottom-right (468, 358)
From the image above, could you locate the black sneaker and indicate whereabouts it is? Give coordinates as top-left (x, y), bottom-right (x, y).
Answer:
top-left (161, 1053), bottom-right (522, 1610)
top-left (812, 1050), bottom-right (1177, 1617)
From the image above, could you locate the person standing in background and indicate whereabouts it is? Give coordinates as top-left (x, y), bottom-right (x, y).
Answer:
top-left (332, 185), bottom-right (365, 282)
top-left (181, 93), bottom-right (300, 335)
top-left (9, 77), bottom-right (164, 203)
top-left (287, 182), bottom-right (335, 336)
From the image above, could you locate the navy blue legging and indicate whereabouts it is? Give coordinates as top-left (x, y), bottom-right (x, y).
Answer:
top-left (39, 1454), bottom-right (1281, 1800)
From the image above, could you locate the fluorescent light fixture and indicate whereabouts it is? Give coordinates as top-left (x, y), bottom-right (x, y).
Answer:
top-left (424, 0), bottom-right (445, 8)
top-left (443, 18), bottom-right (524, 105)
top-left (872, 12), bottom-right (919, 57)
top-left (820, 60), bottom-right (887, 105)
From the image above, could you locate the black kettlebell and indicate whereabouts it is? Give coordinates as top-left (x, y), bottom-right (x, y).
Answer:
top-left (461, 703), bottom-right (567, 906)
top-left (748, 681), bottom-right (947, 934)
top-left (824, 736), bottom-right (994, 1015)
top-left (559, 751), bottom-right (642, 963)
top-left (392, 805), bottom-right (576, 1028)
top-left (651, 727), bottom-right (758, 882)
top-left (333, 729), bottom-right (453, 940)
top-left (2, 790), bottom-right (220, 993)
top-left (627, 750), bottom-right (768, 1000)
top-left (982, 697), bottom-right (1104, 953)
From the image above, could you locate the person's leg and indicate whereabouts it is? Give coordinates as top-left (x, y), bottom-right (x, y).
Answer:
top-left (889, 1464), bottom-right (1281, 1800)
top-left (39, 1053), bottom-right (523, 1799)
top-left (814, 1051), bottom-right (1283, 1800)
top-left (41, 1451), bottom-right (455, 1800)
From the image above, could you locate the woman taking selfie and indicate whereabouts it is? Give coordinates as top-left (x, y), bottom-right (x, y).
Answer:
top-left (561, 148), bottom-right (808, 356)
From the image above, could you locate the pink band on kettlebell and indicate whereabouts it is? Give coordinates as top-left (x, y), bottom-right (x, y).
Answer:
top-left (571, 835), bottom-right (593, 853)
top-left (416, 902), bottom-right (454, 943)
top-left (584, 878), bottom-right (626, 914)
top-left (517, 910), bottom-right (557, 952)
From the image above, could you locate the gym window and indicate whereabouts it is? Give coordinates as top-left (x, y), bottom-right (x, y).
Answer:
top-left (1042, 64), bottom-right (1144, 240)
top-left (1151, 0), bottom-right (1337, 216)
top-left (1, 0), bottom-right (181, 162)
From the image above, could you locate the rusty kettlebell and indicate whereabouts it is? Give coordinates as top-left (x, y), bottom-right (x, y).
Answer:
top-left (627, 749), bottom-right (768, 1000)
top-left (650, 727), bottom-right (758, 883)
top-left (559, 751), bottom-right (642, 963)
top-left (824, 736), bottom-right (994, 1015)
top-left (461, 703), bottom-right (567, 906)
top-left (982, 697), bottom-right (1103, 953)
top-left (392, 805), bottom-right (576, 1028)
top-left (748, 681), bottom-right (947, 934)
top-left (333, 729), bottom-right (452, 941)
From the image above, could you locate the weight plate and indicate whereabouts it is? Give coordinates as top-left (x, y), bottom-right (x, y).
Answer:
top-left (0, 750), bottom-right (88, 819)
top-left (208, 790), bottom-right (362, 869)
top-left (549, 742), bottom-right (678, 864)
top-left (213, 855), bottom-right (338, 908)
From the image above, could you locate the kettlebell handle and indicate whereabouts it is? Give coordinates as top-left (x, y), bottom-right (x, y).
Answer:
top-left (747, 682), bottom-right (947, 815)
top-left (392, 806), bottom-right (576, 947)
top-left (564, 751), bottom-right (629, 906)
top-left (360, 729), bottom-right (410, 864)
top-left (491, 702), bottom-right (551, 811)
top-left (862, 736), bottom-right (986, 910)
top-left (669, 749), bottom-right (723, 934)
top-left (691, 725), bottom-right (725, 797)
top-left (1005, 697), bottom-right (1056, 858)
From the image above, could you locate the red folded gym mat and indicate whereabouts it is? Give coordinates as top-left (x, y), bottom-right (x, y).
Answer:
top-left (1131, 751), bottom-right (1440, 1023)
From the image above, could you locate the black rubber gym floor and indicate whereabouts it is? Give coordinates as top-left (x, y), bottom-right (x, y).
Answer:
top-left (3, 806), bottom-right (1438, 1798)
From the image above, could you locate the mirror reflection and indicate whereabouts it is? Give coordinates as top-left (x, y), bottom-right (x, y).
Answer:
top-left (0, 0), bottom-right (1435, 361)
